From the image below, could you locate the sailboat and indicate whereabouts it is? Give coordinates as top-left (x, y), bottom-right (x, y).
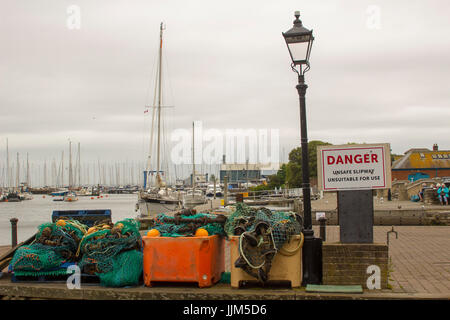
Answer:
top-left (18, 153), bottom-right (33, 200)
top-left (64, 140), bottom-right (78, 202)
top-left (136, 23), bottom-right (182, 217)
top-left (206, 185), bottom-right (223, 198)
top-left (183, 122), bottom-right (207, 209)
top-left (2, 139), bottom-right (21, 202)
top-left (5, 151), bottom-right (22, 202)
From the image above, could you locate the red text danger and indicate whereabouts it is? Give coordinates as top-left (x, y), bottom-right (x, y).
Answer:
top-left (327, 153), bottom-right (378, 165)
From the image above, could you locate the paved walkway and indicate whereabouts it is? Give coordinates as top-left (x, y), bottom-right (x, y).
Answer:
top-left (314, 225), bottom-right (450, 295)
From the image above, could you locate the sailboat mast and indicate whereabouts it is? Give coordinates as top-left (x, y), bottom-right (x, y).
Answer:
top-left (16, 152), bottom-right (19, 189)
top-left (61, 151), bottom-right (64, 188)
top-left (192, 122), bottom-right (195, 194)
top-left (97, 159), bottom-right (101, 185)
top-left (78, 142), bottom-right (81, 187)
top-left (156, 22), bottom-right (163, 186)
top-left (69, 140), bottom-right (72, 190)
top-left (44, 161), bottom-right (47, 187)
top-left (52, 158), bottom-right (56, 187)
top-left (26, 152), bottom-right (29, 187)
top-left (6, 138), bottom-right (9, 189)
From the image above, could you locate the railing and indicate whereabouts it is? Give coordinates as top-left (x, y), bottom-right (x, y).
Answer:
top-left (226, 188), bottom-right (315, 201)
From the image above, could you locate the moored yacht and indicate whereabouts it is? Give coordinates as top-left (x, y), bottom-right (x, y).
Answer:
top-left (183, 188), bottom-right (206, 209)
top-left (63, 191), bottom-right (78, 202)
top-left (136, 23), bottom-right (182, 217)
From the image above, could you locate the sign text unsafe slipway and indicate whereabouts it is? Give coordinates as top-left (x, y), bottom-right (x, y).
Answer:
top-left (317, 144), bottom-right (391, 191)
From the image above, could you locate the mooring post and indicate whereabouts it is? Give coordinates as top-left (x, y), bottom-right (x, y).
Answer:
top-left (224, 175), bottom-right (228, 206)
top-left (10, 217), bottom-right (18, 247)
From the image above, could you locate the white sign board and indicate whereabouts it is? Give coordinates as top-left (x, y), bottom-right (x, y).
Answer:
top-left (317, 143), bottom-right (391, 191)
top-left (316, 212), bottom-right (326, 221)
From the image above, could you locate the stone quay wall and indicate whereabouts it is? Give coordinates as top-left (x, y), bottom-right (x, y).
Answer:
top-left (322, 243), bottom-right (389, 289)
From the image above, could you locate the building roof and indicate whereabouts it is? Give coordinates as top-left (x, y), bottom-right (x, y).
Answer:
top-left (392, 148), bottom-right (450, 169)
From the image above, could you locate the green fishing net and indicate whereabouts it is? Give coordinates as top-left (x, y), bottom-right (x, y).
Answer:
top-left (152, 210), bottom-right (227, 237)
top-left (96, 250), bottom-right (143, 287)
top-left (225, 203), bottom-right (303, 283)
top-left (11, 220), bottom-right (86, 276)
top-left (77, 218), bottom-right (143, 287)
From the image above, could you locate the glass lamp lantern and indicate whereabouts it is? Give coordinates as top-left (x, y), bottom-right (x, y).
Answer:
top-left (282, 11), bottom-right (314, 72)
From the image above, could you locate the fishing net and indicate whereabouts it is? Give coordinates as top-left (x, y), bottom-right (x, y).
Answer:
top-left (77, 218), bottom-right (143, 287)
top-left (11, 220), bottom-right (87, 276)
top-left (94, 250), bottom-right (143, 288)
top-left (225, 203), bottom-right (303, 283)
top-left (152, 209), bottom-right (227, 237)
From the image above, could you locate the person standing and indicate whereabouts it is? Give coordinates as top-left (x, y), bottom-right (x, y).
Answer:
top-left (418, 183), bottom-right (426, 201)
top-left (437, 183), bottom-right (449, 205)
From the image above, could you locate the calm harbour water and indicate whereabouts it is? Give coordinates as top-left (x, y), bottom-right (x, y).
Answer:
top-left (0, 193), bottom-right (139, 245)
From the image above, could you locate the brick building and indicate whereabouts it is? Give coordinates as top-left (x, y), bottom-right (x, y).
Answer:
top-left (392, 144), bottom-right (450, 181)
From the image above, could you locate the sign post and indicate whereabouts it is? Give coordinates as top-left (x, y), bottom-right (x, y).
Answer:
top-left (317, 144), bottom-right (391, 243)
top-left (337, 190), bottom-right (374, 243)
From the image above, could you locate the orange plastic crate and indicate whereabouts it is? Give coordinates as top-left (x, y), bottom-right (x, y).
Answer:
top-left (142, 235), bottom-right (225, 288)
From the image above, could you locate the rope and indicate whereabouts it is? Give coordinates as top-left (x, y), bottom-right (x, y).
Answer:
top-left (238, 232), bottom-right (266, 269)
top-left (278, 232), bottom-right (304, 256)
top-left (76, 224), bottom-right (109, 257)
top-left (65, 220), bottom-right (88, 235)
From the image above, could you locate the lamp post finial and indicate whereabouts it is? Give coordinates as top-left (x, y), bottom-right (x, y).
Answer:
top-left (294, 11), bottom-right (302, 25)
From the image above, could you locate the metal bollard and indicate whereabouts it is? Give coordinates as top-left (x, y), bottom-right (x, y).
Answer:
top-left (10, 218), bottom-right (18, 247)
top-left (387, 226), bottom-right (398, 246)
top-left (319, 217), bottom-right (327, 242)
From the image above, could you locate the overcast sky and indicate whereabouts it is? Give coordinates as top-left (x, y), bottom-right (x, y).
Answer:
top-left (1, 0), bottom-right (450, 169)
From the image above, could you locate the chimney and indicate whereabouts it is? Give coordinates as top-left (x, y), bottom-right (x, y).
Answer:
top-left (433, 144), bottom-right (438, 151)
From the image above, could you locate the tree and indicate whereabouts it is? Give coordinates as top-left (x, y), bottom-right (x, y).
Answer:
top-left (268, 163), bottom-right (286, 189)
top-left (251, 164), bottom-right (287, 191)
top-left (285, 140), bottom-right (332, 187)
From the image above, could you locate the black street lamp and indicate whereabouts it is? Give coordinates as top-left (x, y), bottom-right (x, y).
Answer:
top-left (283, 11), bottom-right (321, 285)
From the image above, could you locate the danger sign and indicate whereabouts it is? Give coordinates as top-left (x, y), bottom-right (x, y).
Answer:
top-left (317, 143), bottom-right (391, 191)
